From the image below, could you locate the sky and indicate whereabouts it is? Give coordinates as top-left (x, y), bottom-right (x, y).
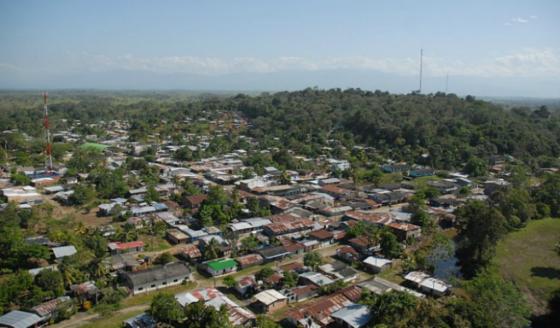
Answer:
top-left (1, 0), bottom-right (559, 97)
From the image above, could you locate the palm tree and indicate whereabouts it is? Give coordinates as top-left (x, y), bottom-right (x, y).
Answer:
top-left (204, 238), bottom-right (221, 260)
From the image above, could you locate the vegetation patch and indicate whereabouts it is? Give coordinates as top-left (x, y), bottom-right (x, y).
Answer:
top-left (494, 218), bottom-right (560, 314)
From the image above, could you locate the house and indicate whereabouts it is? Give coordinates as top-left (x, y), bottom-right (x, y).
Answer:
top-left (126, 216), bottom-right (148, 229)
top-left (166, 229), bottom-right (189, 244)
top-left (175, 288), bottom-right (255, 327)
top-left (123, 312), bottom-right (156, 328)
top-left (336, 246), bottom-right (360, 263)
top-left (404, 271), bottom-right (449, 296)
top-left (122, 262), bottom-right (191, 295)
top-left (108, 241), bottom-right (145, 255)
top-left (235, 253), bottom-right (264, 269)
top-left (279, 261), bottom-right (305, 273)
top-left (253, 289), bottom-right (287, 313)
top-left (110, 253), bottom-right (140, 272)
top-left (348, 236), bottom-right (380, 256)
top-left (228, 218), bottom-right (271, 236)
top-left (368, 190), bottom-right (409, 206)
top-left (70, 281), bottom-right (100, 306)
top-left (319, 261), bottom-right (359, 283)
top-left (281, 284), bottom-right (318, 303)
top-left (283, 285), bottom-right (362, 327)
top-left (257, 246), bottom-right (292, 262)
top-left (199, 235), bottom-right (231, 257)
top-left (183, 194), bottom-right (207, 211)
top-left (178, 244), bottom-right (202, 263)
top-left (52, 245), bottom-right (77, 260)
top-left (328, 159), bottom-right (351, 172)
top-left (31, 296), bottom-right (71, 320)
top-left (263, 272), bottom-right (284, 289)
top-left (403, 271), bottom-right (430, 287)
top-left (263, 214), bottom-right (315, 237)
top-left (343, 211), bottom-right (394, 227)
top-left (387, 222), bottom-right (421, 241)
top-left (331, 304), bottom-right (372, 328)
top-left (419, 277), bottom-right (450, 296)
top-left (0, 310), bottom-right (45, 328)
top-left (299, 272), bottom-right (335, 287)
top-left (234, 275), bottom-right (258, 298)
top-left (1, 186), bottom-right (43, 206)
top-left (319, 206), bottom-right (353, 217)
top-left (309, 229), bottom-right (334, 247)
top-left (359, 277), bottom-right (424, 298)
top-left (408, 168), bottom-right (435, 178)
top-left (362, 256), bottom-right (392, 273)
top-left (204, 258), bottom-right (237, 276)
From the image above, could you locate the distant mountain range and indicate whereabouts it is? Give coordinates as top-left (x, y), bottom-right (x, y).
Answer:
top-left (1, 68), bottom-right (559, 99)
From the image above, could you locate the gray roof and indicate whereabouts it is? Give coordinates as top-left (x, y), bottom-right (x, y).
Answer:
top-left (123, 262), bottom-right (190, 287)
top-left (123, 312), bottom-right (156, 328)
top-left (0, 310), bottom-right (44, 328)
top-left (52, 245), bottom-right (77, 258)
top-left (331, 304), bottom-right (372, 328)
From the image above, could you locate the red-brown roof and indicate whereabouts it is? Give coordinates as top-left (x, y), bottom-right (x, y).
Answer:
top-left (337, 245), bottom-right (359, 256)
top-left (236, 253), bottom-right (264, 267)
top-left (185, 194), bottom-right (208, 206)
top-left (181, 243), bottom-right (202, 258)
top-left (283, 285), bottom-right (362, 326)
top-left (280, 262), bottom-right (304, 272)
top-left (309, 229), bottom-right (334, 240)
top-left (113, 241), bottom-right (144, 250)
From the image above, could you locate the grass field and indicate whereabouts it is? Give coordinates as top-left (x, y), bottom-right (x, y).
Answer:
top-left (494, 218), bottom-right (560, 314)
top-left (80, 308), bottom-right (145, 328)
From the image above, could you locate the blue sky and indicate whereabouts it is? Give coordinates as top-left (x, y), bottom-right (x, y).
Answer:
top-left (1, 0), bottom-right (559, 96)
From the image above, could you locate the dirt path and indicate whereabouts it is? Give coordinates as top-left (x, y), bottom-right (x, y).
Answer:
top-left (51, 304), bottom-right (149, 328)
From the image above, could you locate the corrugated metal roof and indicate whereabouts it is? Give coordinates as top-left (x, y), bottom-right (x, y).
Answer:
top-left (0, 310), bottom-right (43, 328)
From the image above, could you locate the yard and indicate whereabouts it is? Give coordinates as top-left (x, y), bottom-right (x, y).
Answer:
top-left (494, 218), bottom-right (560, 315)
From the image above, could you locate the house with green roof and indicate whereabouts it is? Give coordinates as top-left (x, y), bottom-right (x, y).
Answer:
top-left (204, 258), bottom-right (237, 276)
top-left (80, 142), bottom-right (108, 152)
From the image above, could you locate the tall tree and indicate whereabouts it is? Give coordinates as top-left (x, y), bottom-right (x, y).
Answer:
top-left (455, 200), bottom-right (507, 277)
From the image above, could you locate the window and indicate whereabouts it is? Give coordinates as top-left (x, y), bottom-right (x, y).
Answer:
top-left (138, 287), bottom-right (143, 291)
top-left (151, 284), bottom-right (156, 288)
top-left (173, 279), bottom-right (178, 282)
top-left (162, 281), bottom-right (167, 285)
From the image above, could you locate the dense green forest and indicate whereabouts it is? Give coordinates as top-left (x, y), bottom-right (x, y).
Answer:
top-left (1, 89), bottom-right (559, 171)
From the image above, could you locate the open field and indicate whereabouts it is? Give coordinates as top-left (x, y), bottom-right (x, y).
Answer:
top-left (494, 218), bottom-right (560, 315)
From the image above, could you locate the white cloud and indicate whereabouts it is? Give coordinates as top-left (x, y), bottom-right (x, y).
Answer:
top-left (5, 49), bottom-right (560, 80)
top-left (505, 15), bottom-right (537, 26)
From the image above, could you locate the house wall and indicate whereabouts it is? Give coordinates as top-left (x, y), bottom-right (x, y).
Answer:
top-left (128, 274), bottom-right (190, 295)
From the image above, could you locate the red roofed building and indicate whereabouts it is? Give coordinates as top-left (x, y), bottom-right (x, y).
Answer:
top-left (236, 253), bottom-right (264, 269)
top-left (283, 285), bottom-right (362, 327)
top-left (309, 229), bottom-right (334, 247)
top-left (263, 218), bottom-right (315, 237)
top-left (183, 194), bottom-right (208, 211)
top-left (343, 211), bottom-right (394, 227)
top-left (178, 243), bottom-right (202, 263)
top-left (336, 245), bottom-right (360, 263)
top-left (388, 222), bottom-right (422, 241)
top-left (108, 241), bottom-right (145, 255)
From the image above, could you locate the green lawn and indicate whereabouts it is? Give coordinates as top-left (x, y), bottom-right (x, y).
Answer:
top-left (494, 218), bottom-right (560, 313)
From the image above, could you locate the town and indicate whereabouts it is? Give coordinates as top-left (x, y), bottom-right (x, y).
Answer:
top-left (1, 90), bottom-right (558, 328)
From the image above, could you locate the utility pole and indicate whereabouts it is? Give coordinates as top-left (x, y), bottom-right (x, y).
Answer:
top-left (419, 48), bottom-right (423, 94)
top-left (43, 92), bottom-right (53, 171)
top-left (445, 73), bottom-right (449, 93)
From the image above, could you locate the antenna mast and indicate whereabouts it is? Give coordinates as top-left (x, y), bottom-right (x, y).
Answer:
top-left (419, 48), bottom-right (423, 93)
top-left (445, 73), bottom-right (449, 93)
top-left (43, 92), bottom-right (53, 171)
